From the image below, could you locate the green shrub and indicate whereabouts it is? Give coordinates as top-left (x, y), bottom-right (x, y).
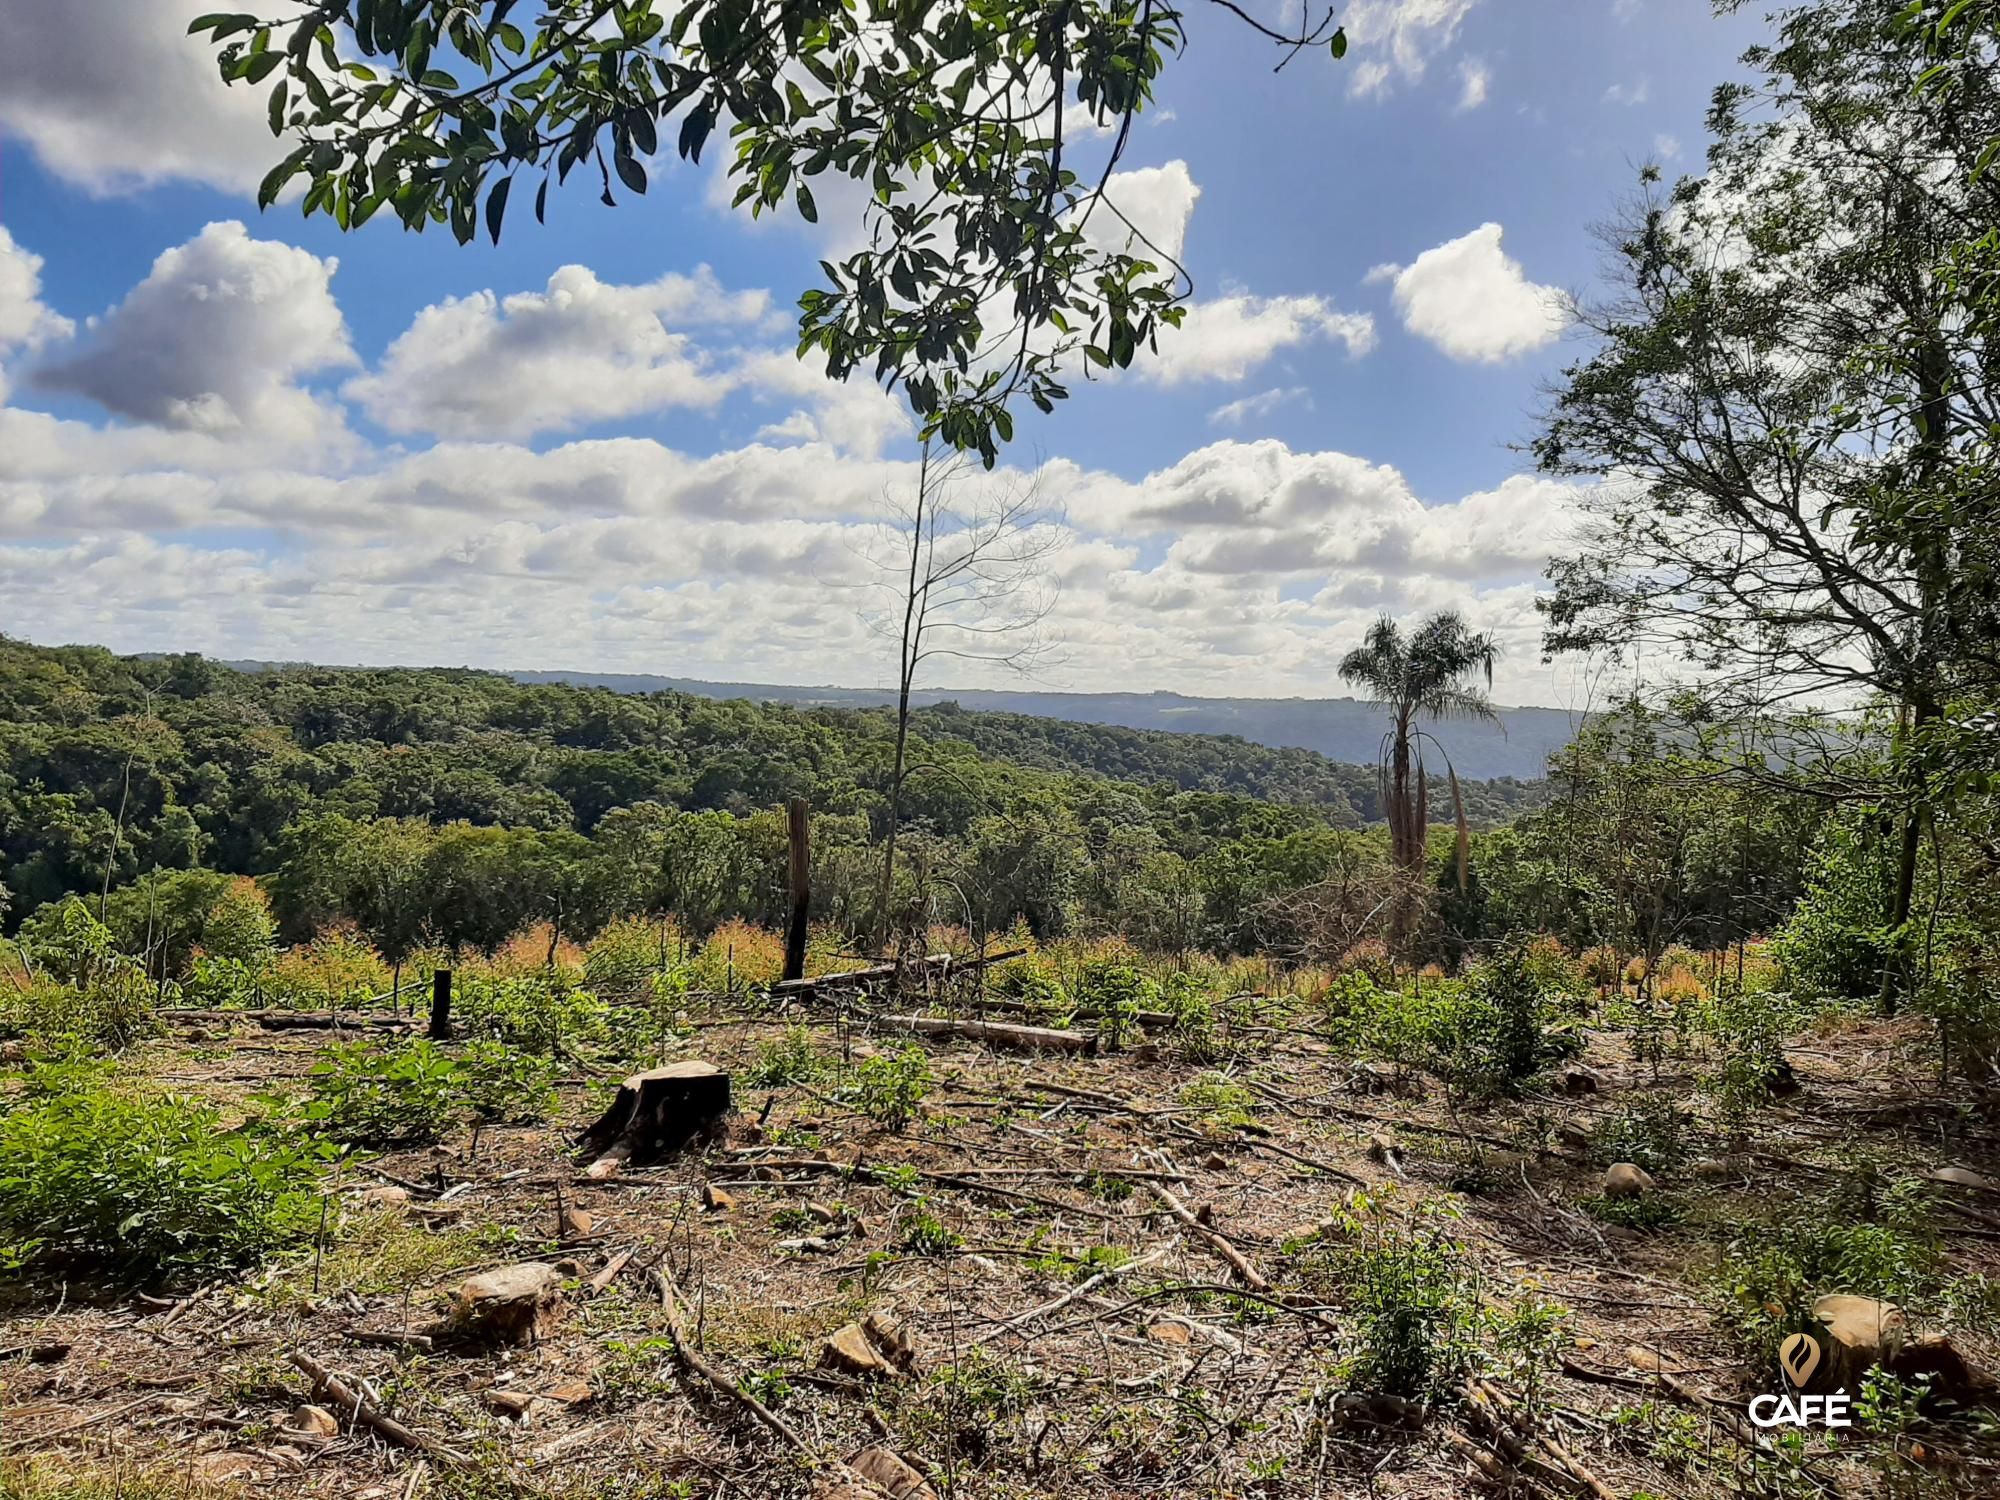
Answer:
top-left (1161, 972), bottom-right (1224, 1061)
top-left (0, 970), bottom-right (158, 1054)
top-left (744, 1025), bottom-right (825, 1087)
top-left (1772, 811), bottom-right (1894, 1001)
top-left (1074, 960), bottom-right (1155, 1050)
top-left (847, 1045), bottom-right (931, 1133)
top-left (0, 1083), bottom-right (330, 1278)
top-left (1439, 947), bottom-right (1582, 1096)
top-left (305, 1039), bottom-right (555, 1144)
top-left (1715, 1182), bottom-right (1941, 1357)
top-left (181, 953), bottom-right (261, 1009)
top-left (1311, 1190), bottom-right (1478, 1402)
top-left (1178, 1071), bottom-right (1256, 1129)
top-left (992, 967), bottom-right (1072, 1026)
top-left (1591, 1097), bottom-right (1693, 1174)
top-left (456, 974), bottom-right (610, 1056)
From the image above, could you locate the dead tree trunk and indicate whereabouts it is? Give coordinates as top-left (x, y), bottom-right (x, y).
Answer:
top-left (783, 797), bottom-right (810, 983)
top-left (577, 1061), bottom-right (732, 1180)
top-left (428, 968), bottom-right (453, 1041)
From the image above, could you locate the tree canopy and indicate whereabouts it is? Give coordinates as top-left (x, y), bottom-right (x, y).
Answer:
top-left (191, 0), bottom-right (1347, 463)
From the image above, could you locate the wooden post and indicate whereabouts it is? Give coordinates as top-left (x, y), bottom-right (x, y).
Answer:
top-left (782, 796), bottom-right (811, 983)
top-left (429, 967), bottom-right (453, 1041)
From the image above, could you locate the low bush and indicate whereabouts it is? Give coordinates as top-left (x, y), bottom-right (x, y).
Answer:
top-left (0, 1082), bottom-right (330, 1279)
top-left (305, 1039), bottom-right (556, 1144)
top-left (455, 973), bottom-right (611, 1056)
top-left (846, 1045), bottom-right (931, 1133)
top-left (1307, 1189), bottom-right (1479, 1403)
top-left (743, 1025), bottom-right (826, 1087)
top-left (0, 971), bottom-right (157, 1054)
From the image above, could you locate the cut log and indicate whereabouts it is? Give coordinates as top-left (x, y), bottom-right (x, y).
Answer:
top-left (161, 1008), bottom-right (414, 1031)
top-left (577, 1060), bottom-right (732, 1179)
top-left (771, 946), bottom-right (1028, 996)
top-left (878, 1015), bottom-right (1096, 1054)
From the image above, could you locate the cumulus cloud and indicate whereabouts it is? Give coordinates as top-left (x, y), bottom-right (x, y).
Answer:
top-left (347, 265), bottom-right (770, 441)
top-left (0, 375), bottom-right (1584, 698)
top-left (0, 231), bottom-right (75, 402)
top-left (1603, 78), bottom-right (1650, 106)
top-left (1084, 160), bottom-right (1202, 266)
top-left (36, 222), bottom-right (355, 450)
top-left (1373, 222), bottom-right (1566, 363)
top-left (0, 231), bottom-right (74, 359)
top-left (1142, 294), bottom-right (1375, 384)
top-left (0, 0), bottom-right (282, 195)
top-left (1342, 0), bottom-right (1482, 100)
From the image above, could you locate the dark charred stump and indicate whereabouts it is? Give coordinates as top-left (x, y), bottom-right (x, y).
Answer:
top-left (576, 1060), bottom-right (732, 1179)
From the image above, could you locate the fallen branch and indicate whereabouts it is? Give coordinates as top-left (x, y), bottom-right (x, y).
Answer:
top-left (990, 1239), bottom-right (1180, 1338)
top-left (1143, 1182), bottom-right (1270, 1292)
top-left (878, 1014), bottom-right (1096, 1054)
top-left (290, 1350), bottom-right (468, 1464)
top-left (773, 946), bottom-right (1028, 996)
top-left (648, 1262), bottom-right (809, 1453)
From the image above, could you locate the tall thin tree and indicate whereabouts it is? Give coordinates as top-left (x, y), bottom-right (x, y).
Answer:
top-left (1338, 612), bottom-right (1502, 935)
top-left (865, 443), bottom-right (1064, 949)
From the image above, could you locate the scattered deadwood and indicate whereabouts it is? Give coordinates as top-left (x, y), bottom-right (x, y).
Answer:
top-left (647, 1261), bottom-right (809, 1453)
top-left (289, 1350), bottom-right (469, 1465)
top-left (161, 1008), bottom-right (415, 1031)
top-left (1143, 1182), bottom-right (1270, 1292)
top-left (1461, 1378), bottom-right (1616, 1500)
top-left (577, 1060), bottom-right (732, 1179)
top-left (771, 946), bottom-right (1028, 997)
top-left (877, 1013), bottom-right (1097, 1054)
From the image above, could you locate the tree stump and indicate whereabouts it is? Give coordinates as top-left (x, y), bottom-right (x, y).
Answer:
top-left (576, 1061), bottom-right (732, 1179)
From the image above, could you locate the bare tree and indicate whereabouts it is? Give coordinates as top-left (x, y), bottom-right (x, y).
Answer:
top-left (861, 441), bottom-right (1065, 948)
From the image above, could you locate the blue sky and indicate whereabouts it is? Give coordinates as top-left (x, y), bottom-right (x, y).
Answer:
top-left (0, 0), bottom-right (1763, 705)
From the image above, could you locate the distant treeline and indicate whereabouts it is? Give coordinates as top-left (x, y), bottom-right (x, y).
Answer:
top-left (0, 639), bottom-right (1550, 954)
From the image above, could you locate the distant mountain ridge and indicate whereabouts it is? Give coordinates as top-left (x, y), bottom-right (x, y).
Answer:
top-left (509, 671), bottom-right (1583, 781)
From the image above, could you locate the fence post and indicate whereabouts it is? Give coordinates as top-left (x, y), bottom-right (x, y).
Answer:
top-left (783, 796), bottom-right (811, 982)
top-left (429, 967), bottom-right (453, 1041)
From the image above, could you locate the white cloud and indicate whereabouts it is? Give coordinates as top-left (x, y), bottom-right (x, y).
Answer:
top-left (1653, 132), bottom-right (1683, 161)
top-left (1084, 160), bottom-right (1201, 266)
top-left (35, 221), bottom-right (355, 452)
top-left (1209, 387), bottom-right (1310, 427)
top-left (0, 231), bottom-right (75, 402)
top-left (731, 350), bottom-right (910, 459)
top-left (347, 265), bottom-right (770, 441)
top-left (1142, 294), bottom-right (1374, 385)
top-left (1342, 0), bottom-right (1482, 100)
top-left (1374, 222), bottom-right (1567, 363)
top-left (0, 1), bottom-right (282, 195)
top-left (1455, 58), bottom-right (1491, 112)
top-left (1603, 79), bottom-right (1651, 106)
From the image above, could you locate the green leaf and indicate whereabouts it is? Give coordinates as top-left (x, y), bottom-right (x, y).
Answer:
top-left (795, 183), bottom-right (818, 223)
top-left (1330, 27), bottom-right (1348, 60)
top-left (485, 175), bottom-right (513, 244)
top-left (188, 12), bottom-right (258, 38)
top-left (614, 149), bottom-right (647, 194)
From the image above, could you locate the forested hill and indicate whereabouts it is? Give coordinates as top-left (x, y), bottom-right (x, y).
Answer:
top-left (0, 637), bottom-right (1547, 928)
top-left (513, 671), bottom-right (1580, 781)
top-left (903, 702), bottom-right (1545, 825)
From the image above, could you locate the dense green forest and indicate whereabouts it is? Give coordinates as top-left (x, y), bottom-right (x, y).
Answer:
top-left (0, 636), bottom-right (1547, 960)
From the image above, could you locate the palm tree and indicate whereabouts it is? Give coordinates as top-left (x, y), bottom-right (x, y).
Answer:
top-left (1338, 611), bottom-right (1502, 900)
